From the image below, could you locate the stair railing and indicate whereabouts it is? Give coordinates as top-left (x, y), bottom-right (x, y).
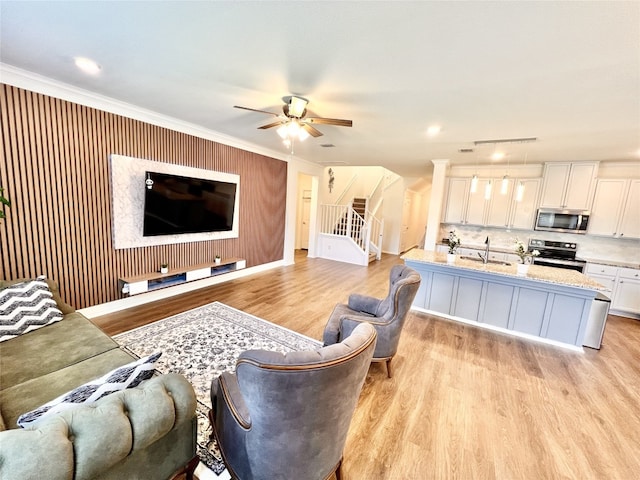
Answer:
top-left (366, 211), bottom-right (384, 260)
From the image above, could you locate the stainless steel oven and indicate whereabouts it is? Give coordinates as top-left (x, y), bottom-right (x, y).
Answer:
top-left (528, 239), bottom-right (586, 273)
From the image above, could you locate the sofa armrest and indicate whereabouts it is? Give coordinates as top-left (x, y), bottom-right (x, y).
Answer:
top-left (0, 373), bottom-right (196, 480)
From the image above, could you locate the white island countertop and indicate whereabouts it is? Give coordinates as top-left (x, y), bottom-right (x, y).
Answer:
top-left (402, 249), bottom-right (605, 291)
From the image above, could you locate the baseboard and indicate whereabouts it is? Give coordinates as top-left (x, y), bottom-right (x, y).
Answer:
top-left (79, 260), bottom-right (285, 318)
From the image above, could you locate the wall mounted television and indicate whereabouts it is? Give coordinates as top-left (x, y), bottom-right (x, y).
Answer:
top-left (143, 171), bottom-right (238, 236)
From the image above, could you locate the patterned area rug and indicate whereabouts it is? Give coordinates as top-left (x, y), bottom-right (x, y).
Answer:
top-left (114, 301), bottom-right (322, 476)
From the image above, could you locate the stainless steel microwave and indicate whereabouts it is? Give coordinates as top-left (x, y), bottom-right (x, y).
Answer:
top-left (534, 209), bottom-right (590, 234)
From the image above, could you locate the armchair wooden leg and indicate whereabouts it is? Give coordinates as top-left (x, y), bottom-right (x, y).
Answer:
top-left (386, 358), bottom-right (393, 378)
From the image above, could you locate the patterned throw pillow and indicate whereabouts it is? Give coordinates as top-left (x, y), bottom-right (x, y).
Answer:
top-left (17, 352), bottom-right (162, 428)
top-left (0, 276), bottom-right (64, 343)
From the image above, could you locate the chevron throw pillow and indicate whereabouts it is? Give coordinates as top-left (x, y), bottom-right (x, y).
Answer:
top-left (17, 352), bottom-right (162, 428)
top-left (0, 276), bottom-right (64, 343)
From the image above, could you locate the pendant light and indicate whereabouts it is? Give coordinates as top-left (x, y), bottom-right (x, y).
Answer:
top-left (515, 152), bottom-right (528, 202)
top-left (500, 154), bottom-right (510, 195)
top-left (484, 179), bottom-right (492, 200)
top-left (470, 153), bottom-right (479, 193)
top-left (470, 174), bottom-right (479, 193)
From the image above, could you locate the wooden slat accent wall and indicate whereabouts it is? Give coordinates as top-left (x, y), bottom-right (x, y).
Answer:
top-left (0, 84), bottom-right (287, 309)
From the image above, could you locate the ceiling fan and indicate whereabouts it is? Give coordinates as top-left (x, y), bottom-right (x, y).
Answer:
top-left (234, 96), bottom-right (352, 146)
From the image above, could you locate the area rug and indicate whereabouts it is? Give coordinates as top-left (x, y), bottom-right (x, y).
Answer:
top-left (114, 301), bottom-right (322, 477)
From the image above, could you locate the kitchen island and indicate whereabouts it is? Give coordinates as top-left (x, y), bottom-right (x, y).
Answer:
top-left (402, 249), bottom-right (605, 350)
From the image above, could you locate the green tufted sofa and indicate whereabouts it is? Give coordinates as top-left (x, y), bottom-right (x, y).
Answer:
top-left (0, 278), bottom-right (198, 480)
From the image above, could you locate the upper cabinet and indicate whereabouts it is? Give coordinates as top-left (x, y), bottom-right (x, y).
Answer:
top-left (509, 178), bottom-right (542, 229)
top-left (539, 162), bottom-right (598, 210)
top-left (589, 179), bottom-right (640, 238)
top-left (444, 177), bottom-right (540, 230)
top-left (443, 177), bottom-right (490, 226)
top-left (618, 179), bottom-right (640, 238)
top-left (443, 178), bottom-right (470, 224)
top-left (486, 178), bottom-right (541, 230)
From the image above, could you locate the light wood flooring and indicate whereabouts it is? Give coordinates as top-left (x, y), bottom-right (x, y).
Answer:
top-left (94, 250), bottom-right (640, 479)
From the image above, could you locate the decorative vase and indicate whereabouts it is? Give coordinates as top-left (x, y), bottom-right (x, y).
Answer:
top-left (215, 258), bottom-right (221, 265)
top-left (160, 266), bottom-right (168, 274)
top-left (447, 253), bottom-right (456, 264)
top-left (517, 263), bottom-right (529, 276)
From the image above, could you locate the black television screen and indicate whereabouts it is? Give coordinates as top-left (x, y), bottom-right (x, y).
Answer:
top-left (143, 171), bottom-right (237, 236)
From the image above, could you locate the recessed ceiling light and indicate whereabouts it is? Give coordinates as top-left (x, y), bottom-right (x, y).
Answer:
top-left (74, 57), bottom-right (102, 75)
top-left (427, 125), bottom-right (441, 136)
top-left (491, 152), bottom-right (505, 161)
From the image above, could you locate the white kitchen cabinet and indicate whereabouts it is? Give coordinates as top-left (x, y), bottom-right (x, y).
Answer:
top-left (486, 178), bottom-right (541, 230)
top-left (539, 162), bottom-right (598, 210)
top-left (510, 178), bottom-right (541, 229)
top-left (466, 179), bottom-right (490, 225)
top-left (589, 179), bottom-right (640, 239)
top-left (612, 268), bottom-right (640, 315)
top-left (443, 177), bottom-right (491, 226)
top-left (486, 178), bottom-right (514, 227)
top-left (589, 179), bottom-right (628, 236)
top-left (585, 263), bottom-right (640, 317)
top-left (618, 180), bottom-right (640, 239)
top-left (443, 178), bottom-right (470, 224)
top-left (584, 263), bottom-right (616, 294)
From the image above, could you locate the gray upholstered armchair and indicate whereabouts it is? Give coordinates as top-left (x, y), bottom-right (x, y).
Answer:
top-left (210, 322), bottom-right (376, 480)
top-left (323, 264), bottom-right (421, 378)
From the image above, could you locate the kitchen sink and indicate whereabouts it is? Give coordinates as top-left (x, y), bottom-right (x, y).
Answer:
top-left (460, 256), bottom-right (512, 266)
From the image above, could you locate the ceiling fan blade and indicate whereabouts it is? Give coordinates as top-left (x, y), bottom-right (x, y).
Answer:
top-left (305, 117), bottom-right (353, 127)
top-left (234, 105), bottom-right (280, 116)
top-left (258, 120), bottom-right (285, 130)
top-left (302, 123), bottom-right (323, 138)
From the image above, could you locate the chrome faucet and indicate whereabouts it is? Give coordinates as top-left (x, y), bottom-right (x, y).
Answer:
top-left (477, 236), bottom-right (490, 264)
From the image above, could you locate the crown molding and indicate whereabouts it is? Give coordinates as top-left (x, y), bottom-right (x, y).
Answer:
top-left (0, 63), bottom-right (306, 164)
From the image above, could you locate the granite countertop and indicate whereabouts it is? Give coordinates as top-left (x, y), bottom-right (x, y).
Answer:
top-left (579, 257), bottom-right (640, 270)
top-left (402, 249), bottom-right (606, 291)
top-left (436, 242), bottom-right (518, 255)
top-left (437, 242), bottom-right (640, 270)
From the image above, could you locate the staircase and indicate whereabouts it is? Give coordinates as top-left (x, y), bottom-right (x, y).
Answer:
top-left (319, 198), bottom-right (384, 266)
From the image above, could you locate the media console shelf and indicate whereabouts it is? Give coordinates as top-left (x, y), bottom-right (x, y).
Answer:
top-left (119, 258), bottom-right (246, 295)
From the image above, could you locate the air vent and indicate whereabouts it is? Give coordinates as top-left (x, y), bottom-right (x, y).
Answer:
top-left (320, 144), bottom-right (335, 148)
top-left (459, 148), bottom-right (474, 153)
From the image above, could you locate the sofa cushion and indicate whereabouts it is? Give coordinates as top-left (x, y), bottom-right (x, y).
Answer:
top-left (0, 374), bottom-right (197, 480)
top-left (0, 347), bottom-right (136, 429)
top-left (0, 277), bottom-right (75, 315)
top-left (0, 276), bottom-right (63, 342)
top-left (0, 312), bottom-right (120, 390)
top-left (17, 352), bottom-right (161, 428)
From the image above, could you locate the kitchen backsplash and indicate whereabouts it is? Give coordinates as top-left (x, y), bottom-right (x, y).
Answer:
top-left (439, 224), bottom-right (640, 265)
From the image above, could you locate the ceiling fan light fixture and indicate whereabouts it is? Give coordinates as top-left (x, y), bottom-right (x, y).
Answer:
top-left (298, 127), bottom-right (310, 141)
top-left (276, 125), bottom-right (288, 139)
top-left (289, 96), bottom-right (308, 118)
top-left (287, 120), bottom-right (301, 137)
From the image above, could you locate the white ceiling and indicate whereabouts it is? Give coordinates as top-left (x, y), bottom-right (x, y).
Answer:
top-left (1, 1), bottom-right (639, 177)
